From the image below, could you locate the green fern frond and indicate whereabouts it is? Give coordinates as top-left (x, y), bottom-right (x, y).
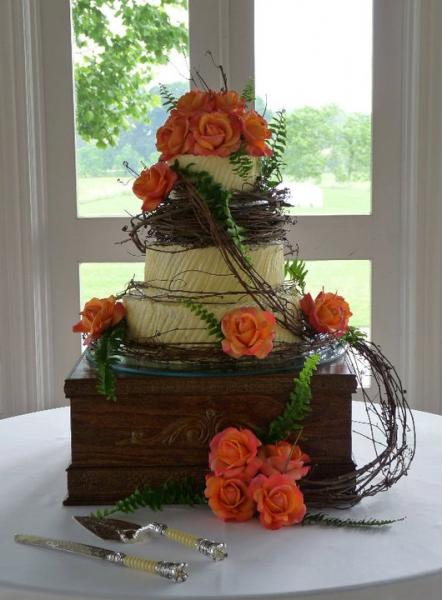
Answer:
top-left (92, 320), bottom-right (127, 401)
top-left (92, 478), bottom-right (206, 518)
top-left (241, 79), bottom-right (255, 103)
top-left (183, 299), bottom-right (223, 341)
top-left (303, 512), bottom-right (404, 528)
top-left (266, 353), bottom-right (320, 442)
top-left (285, 259), bottom-right (308, 293)
top-left (342, 326), bottom-right (367, 346)
top-left (261, 110), bottom-right (287, 187)
top-left (159, 83), bottom-right (177, 111)
top-left (229, 146), bottom-right (255, 179)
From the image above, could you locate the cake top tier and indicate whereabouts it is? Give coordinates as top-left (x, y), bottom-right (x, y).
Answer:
top-left (125, 84), bottom-right (289, 256)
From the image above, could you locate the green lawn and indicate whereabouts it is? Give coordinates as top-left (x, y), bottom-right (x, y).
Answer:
top-left (286, 182), bottom-right (371, 216)
top-left (302, 260), bottom-right (370, 329)
top-left (80, 260), bottom-right (370, 330)
top-left (77, 177), bottom-right (141, 217)
top-left (77, 177), bottom-right (371, 217)
top-left (80, 263), bottom-right (144, 307)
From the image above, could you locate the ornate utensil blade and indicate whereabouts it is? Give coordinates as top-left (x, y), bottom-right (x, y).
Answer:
top-left (15, 534), bottom-right (124, 564)
top-left (74, 516), bottom-right (142, 542)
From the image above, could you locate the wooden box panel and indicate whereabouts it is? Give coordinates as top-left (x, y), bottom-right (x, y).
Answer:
top-left (64, 354), bottom-right (356, 506)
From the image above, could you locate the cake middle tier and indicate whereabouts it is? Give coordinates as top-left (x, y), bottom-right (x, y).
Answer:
top-left (124, 243), bottom-right (300, 345)
top-left (143, 243), bottom-right (285, 294)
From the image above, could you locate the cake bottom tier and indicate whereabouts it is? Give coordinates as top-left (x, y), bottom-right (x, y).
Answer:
top-left (124, 290), bottom-right (300, 344)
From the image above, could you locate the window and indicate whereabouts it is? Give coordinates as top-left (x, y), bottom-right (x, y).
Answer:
top-left (6, 0), bottom-right (438, 416)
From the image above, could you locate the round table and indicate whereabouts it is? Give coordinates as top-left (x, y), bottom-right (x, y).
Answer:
top-left (0, 405), bottom-right (441, 600)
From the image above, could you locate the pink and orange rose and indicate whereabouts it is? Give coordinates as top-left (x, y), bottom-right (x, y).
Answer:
top-left (72, 296), bottom-right (125, 346)
top-left (132, 162), bottom-right (177, 212)
top-left (206, 427), bottom-right (310, 530)
top-left (249, 474), bottom-right (307, 530)
top-left (221, 307), bottom-right (276, 359)
top-left (191, 111), bottom-right (242, 157)
top-left (209, 427), bottom-right (262, 480)
top-left (175, 89), bottom-right (215, 115)
top-left (259, 441), bottom-right (310, 483)
top-left (156, 115), bottom-right (193, 161)
top-left (241, 110), bottom-right (272, 156)
top-left (205, 475), bottom-right (255, 522)
top-left (214, 90), bottom-right (246, 114)
top-left (154, 87), bottom-right (272, 161)
top-left (300, 291), bottom-right (352, 337)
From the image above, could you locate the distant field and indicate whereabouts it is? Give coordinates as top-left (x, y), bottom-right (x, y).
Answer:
top-left (77, 177), bottom-right (371, 217)
top-left (77, 177), bottom-right (140, 217)
top-left (302, 260), bottom-right (370, 329)
top-left (286, 181), bottom-right (371, 216)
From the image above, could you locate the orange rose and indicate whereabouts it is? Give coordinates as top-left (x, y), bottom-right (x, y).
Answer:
top-left (221, 307), bottom-right (276, 359)
top-left (191, 111), bottom-right (241, 157)
top-left (214, 90), bottom-right (246, 114)
top-left (156, 114), bottom-right (193, 161)
top-left (249, 474), bottom-right (306, 530)
top-left (258, 442), bottom-right (310, 483)
top-left (175, 90), bottom-right (215, 115)
top-left (300, 291), bottom-right (352, 337)
top-left (132, 162), bottom-right (177, 212)
top-left (241, 110), bottom-right (272, 156)
top-left (209, 427), bottom-right (262, 480)
top-left (205, 475), bottom-right (255, 522)
top-left (72, 296), bottom-right (125, 346)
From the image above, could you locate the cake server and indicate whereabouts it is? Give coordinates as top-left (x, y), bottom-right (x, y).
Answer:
top-left (74, 516), bottom-right (228, 561)
top-left (15, 534), bottom-right (189, 582)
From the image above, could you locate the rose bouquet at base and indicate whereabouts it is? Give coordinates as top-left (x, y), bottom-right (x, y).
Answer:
top-left (204, 427), bottom-right (310, 530)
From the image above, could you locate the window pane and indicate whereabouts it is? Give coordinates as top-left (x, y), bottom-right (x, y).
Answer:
top-left (255, 0), bottom-right (372, 215)
top-left (79, 263), bottom-right (144, 308)
top-left (71, 1), bottom-right (189, 218)
top-left (302, 260), bottom-right (371, 335)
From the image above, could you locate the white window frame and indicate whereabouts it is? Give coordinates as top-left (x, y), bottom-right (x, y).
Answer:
top-left (1, 0), bottom-right (441, 417)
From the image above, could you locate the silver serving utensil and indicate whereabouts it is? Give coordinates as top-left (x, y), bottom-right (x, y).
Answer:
top-left (74, 516), bottom-right (227, 561)
top-left (15, 534), bottom-right (189, 582)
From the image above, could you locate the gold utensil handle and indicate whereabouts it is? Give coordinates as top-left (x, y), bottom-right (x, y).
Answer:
top-left (122, 555), bottom-right (189, 582)
top-left (164, 527), bottom-right (200, 549)
top-left (161, 526), bottom-right (227, 561)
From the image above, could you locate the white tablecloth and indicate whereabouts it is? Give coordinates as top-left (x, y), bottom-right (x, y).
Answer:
top-left (0, 405), bottom-right (441, 600)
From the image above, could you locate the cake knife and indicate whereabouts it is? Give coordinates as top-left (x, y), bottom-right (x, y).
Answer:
top-left (74, 516), bottom-right (228, 561)
top-left (15, 534), bottom-right (189, 582)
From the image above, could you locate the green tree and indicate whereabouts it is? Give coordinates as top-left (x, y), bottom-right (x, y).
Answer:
top-left (332, 113), bottom-right (371, 181)
top-left (283, 105), bottom-right (341, 181)
top-left (72, 0), bottom-right (188, 148)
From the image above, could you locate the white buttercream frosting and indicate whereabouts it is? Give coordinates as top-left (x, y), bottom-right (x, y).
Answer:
top-left (172, 155), bottom-right (260, 192)
top-left (124, 243), bottom-right (300, 345)
top-left (144, 244), bottom-right (284, 295)
top-left (124, 289), bottom-right (299, 345)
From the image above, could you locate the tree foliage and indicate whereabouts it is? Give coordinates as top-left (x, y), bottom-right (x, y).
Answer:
top-left (283, 105), bottom-right (371, 182)
top-left (284, 105), bottom-right (340, 181)
top-left (333, 113), bottom-right (371, 181)
top-left (72, 0), bottom-right (188, 148)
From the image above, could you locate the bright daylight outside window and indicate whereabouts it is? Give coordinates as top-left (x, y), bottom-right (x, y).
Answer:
top-left (72, 0), bottom-right (189, 219)
top-left (256, 0), bottom-right (372, 336)
top-left (71, 0), bottom-right (189, 301)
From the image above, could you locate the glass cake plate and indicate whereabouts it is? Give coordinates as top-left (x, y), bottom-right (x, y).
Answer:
top-left (108, 342), bottom-right (347, 378)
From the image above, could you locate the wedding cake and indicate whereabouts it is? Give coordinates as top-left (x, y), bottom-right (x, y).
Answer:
top-left (119, 88), bottom-right (311, 364)
top-left (69, 85), bottom-right (413, 513)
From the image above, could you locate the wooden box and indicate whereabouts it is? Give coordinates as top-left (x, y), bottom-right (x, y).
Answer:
top-left (64, 354), bottom-right (356, 506)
